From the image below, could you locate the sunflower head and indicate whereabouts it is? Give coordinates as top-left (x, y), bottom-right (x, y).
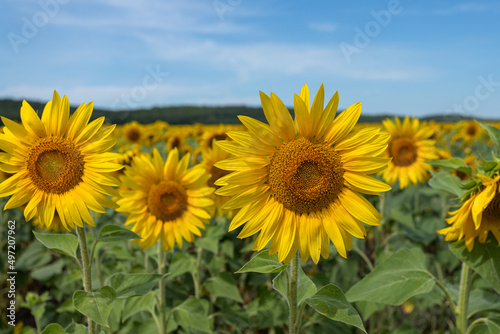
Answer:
top-left (0, 91), bottom-right (121, 230)
top-left (117, 148), bottom-right (214, 251)
top-left (381, 116), bottom-right (438, 189)
top-left (215, 84), bottom-right (391, 264)
top-left (439, 171), bottom-right (500, 251)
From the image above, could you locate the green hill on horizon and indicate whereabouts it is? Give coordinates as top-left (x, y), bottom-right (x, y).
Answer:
top-left (0, 98), bottom-right (496, 126)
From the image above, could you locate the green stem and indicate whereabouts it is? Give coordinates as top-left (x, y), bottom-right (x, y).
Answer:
top-left (157, 244), bottom-right (166, 334)
top-left (193, 247), bottom-right (203, 299)
top-left (353, 247), bottom-right (374, 272)
top-left (289, 252), bottom-right (299, 334)
top-left (466, 318), bottom-right (490, 334)
top-left (456, 262), bottom-right (472, 334)
top-left (434, 278), bottom-right (457, 314)
top-left (76, 225), bottom-right (95, 334)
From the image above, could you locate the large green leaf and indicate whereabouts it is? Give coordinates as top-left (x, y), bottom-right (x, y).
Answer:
top-left (195, 235), bottom-right (219, 254)
top-left (306, 284), bottom-right (366, 333)
top-left (428, 171), bottom-right (466, 198)
top-left (449, 238), bottom-right (500, 293)
top-left (272, 266), bottom-right (317, 306)
top-left (41, 324), bottom-right (67, 334)
top-left (204, 272), bottom-right (243, 303)
top-left (33, 231), bottom-right (79, 259)
top-left (109, 273), bottom-right (167, 299)
top-left (122, 291), bottom-right (157, 321)
top-left (479, 122), bottom-right (500, 151)
top-left (346, 248), bottom-right (435, 305)
top-left (97, 225), bottom-right (141, 243)
top-left (173, 298), bottom-right (211, 332)
top-left (73, 286), bottom-right (117, 326)
top-left (236, 250), bottom-right (288, 274)
top-left (468, 288), bottom-right (500, 318)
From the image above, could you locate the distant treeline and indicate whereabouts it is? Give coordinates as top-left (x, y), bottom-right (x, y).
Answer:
top-left (0, 98), bottom-right (495, 126)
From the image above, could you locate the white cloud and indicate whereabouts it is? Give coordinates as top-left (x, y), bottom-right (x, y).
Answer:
top-left (308, 22), bottom-right (338, 33)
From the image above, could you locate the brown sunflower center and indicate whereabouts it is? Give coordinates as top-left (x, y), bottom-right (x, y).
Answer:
top-left (209, 165), bottom-right (229, 189)
top-left (209, 134), bottom-right (228, 148)
top-left (268, 137), bottom-right (344, 214)
top-left (484, 189), bottom-right (500, 218)
top-left (126, 127), bottom-right (141, 142)
top-left (390, 138), bottom-right (417, 166)
top-left (27, 137), bottom-right (84, 194)
top-left (147, 180), bottom-right (187, 222)
top-left (466, 124), bottom-right (477, 136)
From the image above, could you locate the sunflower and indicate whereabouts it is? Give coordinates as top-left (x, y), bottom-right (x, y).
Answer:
top-left (201, 139), bottom-right (236, 219)
top-left (215, 84), bottom-right (391, 264)
top-left (116, 148), bottom-right (214, 250)
top-left (438, 172), bottom-right (500, 251)
top-left (122, 121), bottom-right (143, 144)
top-left (381, 116), bottom-right (438, 189)
top-left (452, 120), bottom-right (483, 145)
top-left (0, 91), bottom-right (121, 230)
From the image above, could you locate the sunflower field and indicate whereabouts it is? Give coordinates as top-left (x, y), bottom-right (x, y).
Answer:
top-left (1, 86), bottom-right (500, 334)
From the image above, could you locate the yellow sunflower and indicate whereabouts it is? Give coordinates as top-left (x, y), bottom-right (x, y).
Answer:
top-left (215, 84), bottom-right (391, 264)
top-left (122, 121), bottom-right (143, 144)
top-left (201, 139), bottom-right (236, 219)
top-left (0, 91), bottom-right (121, 230)
top-left (452, 120), bottom-right (483, 145)
top-left (438, 172), bottom-right (500, 251)
top-left (116, 148), bottom-right (214, 250)
top-left (381, 116), bottom-right (438, 189)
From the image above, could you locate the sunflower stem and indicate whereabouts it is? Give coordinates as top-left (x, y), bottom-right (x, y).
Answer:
top-left (456, 262), bottom-right (472, 334)
top-left (193, 246), bottom-right (203, 299)
top-left (157, 244), bottom-right (166, 334)
top-left (289, 252), bottom-right (299, 334)
top-left (76, 225), bottom-right (95, 334)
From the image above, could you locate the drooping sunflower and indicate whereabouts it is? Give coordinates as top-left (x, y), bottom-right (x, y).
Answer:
top-left (215, 84), bottom-right (391, 264)
top-left (438, 171), bottom-right (500, 251)
top-left (381, 116), bottom-right (439, 189)
top-left (0, 91), bottom-right (121, 230)
top-left (116, 148), bottom-right (214, 250)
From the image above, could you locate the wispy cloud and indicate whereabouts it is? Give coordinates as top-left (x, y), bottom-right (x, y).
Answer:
top-left (308, 22), bottom-right (338, 33)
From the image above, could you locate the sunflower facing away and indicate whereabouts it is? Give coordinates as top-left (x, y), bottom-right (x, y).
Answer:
top-left (0, 91), bottom-right (121, 230)
top-left (215, 84), bottom-right (391, 264)
top-left (116, 148), bottom-right (214, 251)
top-left (438, 172), bottom-right (500, 251)
top-left (381, 116), bottom-right (439, 189)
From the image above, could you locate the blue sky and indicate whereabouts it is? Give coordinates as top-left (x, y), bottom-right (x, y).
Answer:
top-left (1, 0), bottom-right (499, 120)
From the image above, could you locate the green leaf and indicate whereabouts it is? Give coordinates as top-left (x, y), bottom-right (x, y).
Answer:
top-left (64, 322), bottom-right (88, 334)
top-left (479, 122), bottom-right (500, 151)
top-left (449, 237), bottom-right (500, 293)
top-left (109, 273), bottom-right (167, 299)
top-left (122, 291), bottom-right (156, 321)
top-left (236, 250), bottom-right (288, 274)
top-left (469, 318), bottom-right (500, 334)
top-left (195, 235), bottom-right (219, 254)
top-left (428, 171), bottom-right (466, 198)
top-left (97, 225), bottom-right (141, 243)
top-left (41, 323), bottom-right (67, 334)
top-left (33, 231), bottom-right (79, 258)
top-left (204, 272), bottom-right (243, 303)
top-left (167, 252), bottom-right (196, 279)
top-left (73, 286), bottom-right (117, 326)
top-left (345, 248), bottom-right (435, 305)
top-left (468, 288), bottom-right (500, 318)
top-left (220, 240), bottom-right (234, 258)
top-left (173, 298), bottom-right (211, 332)
top-left (426, 158), bottom-right (472, 177)
top-left (31, 259), bottom-right (65, 281)
top-left (273, 266), bottom-right (317, 306)
top-left (306, 284), bottom-right (366, 333)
